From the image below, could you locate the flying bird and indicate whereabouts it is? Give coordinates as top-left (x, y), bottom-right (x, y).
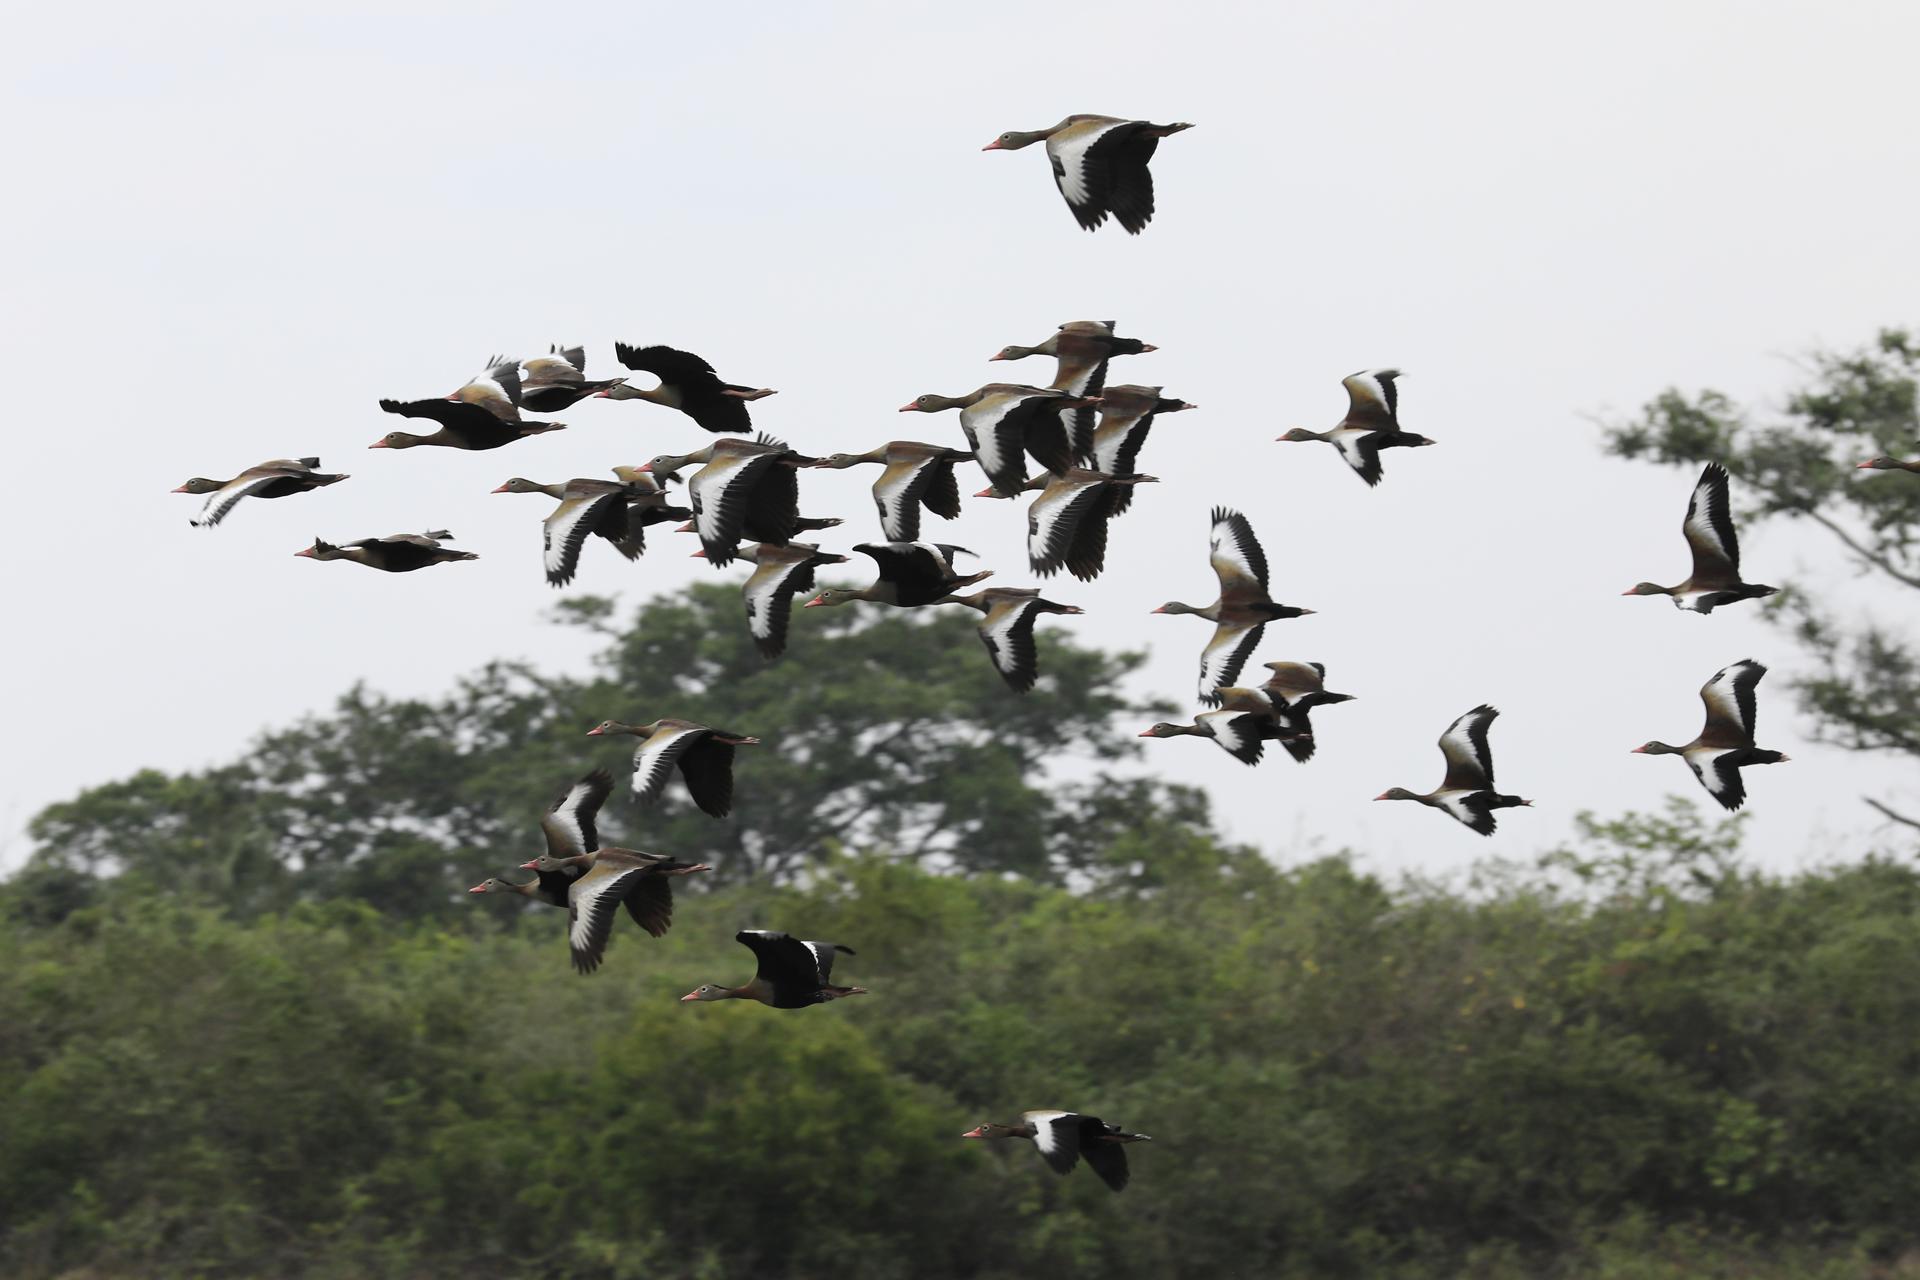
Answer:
top-left (641, 433), bottom-right (817, 566)
top-left (173, 457), bottom-right (347, 528)
top-left (586, 718), bottom-right (762, 818)
top-left (991, 321), bottom-right (1158, 461)
top-left (983, 115), bottom-right (1194, 234)
top-left (1277, 369), bottom-right (1434, 488)
top-left (1139, 688), bottom-right (1303, 767)
top-left (699, 540), bottom-right (850, 660)
top-left (1622, 462), bottom-right (1777, 612)
top-left (521, 845), bottom-right (712, 974)
top-left (1153, 508), bottom-right (1315, 704)
top-left (1632, 659), bottom-right (1789, 811)
top-left (467, 770), bottom-right (680, 941)
top-left (600, 343), bottom-right (776, 434)
top-left (1088, 385), bottom-right (1195, 513)
top-left (516, 345), bottom-right (627, 412)
top-left (1375, 704), bottom-right (1533, 836)
top-left (804, 542), bottom-right (992, 609)
top-left (980, 468), bottom-right (1157, 581)
top-left (374, 357), bottom-right (566, 451)
top-left (492, 474), bottom-right (680, 587)
top-left (936, 586), bottom-right (1084, 693)
top-left (961, 1111), bottom-right (1151, 1192)
top-left (900, 385), bottom-right (1097, 496)
top-left (810, 441), bottom-right (973, 542)
top-left (293, 530), bottom-right (477, 572)
top-left (680, 930), bottom-right (866, 1009)
top-left (1258, 661), bottom-right (1357, 763)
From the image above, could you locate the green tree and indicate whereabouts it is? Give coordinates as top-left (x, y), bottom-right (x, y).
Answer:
top-left (19, 582), bottom-right (1193, 921)
top-left (1603, 327), bottom-right (1920, 828)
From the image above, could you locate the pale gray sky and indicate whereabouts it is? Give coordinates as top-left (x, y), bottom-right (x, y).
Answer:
top-left (5, 1), bottom-right (1918, 876)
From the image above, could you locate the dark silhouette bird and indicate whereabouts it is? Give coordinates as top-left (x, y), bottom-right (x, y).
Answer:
top-left (374, 357), bottom-right (566, 451)
top-left (599, 343), bottom-right (776, 434)
top-left (293, 530), bottom-right (477, 572)
top-left (804, 542), bottom-right (992, 609)
top-left (680, 930), bottom-right (866, 1009)
top-left (962, 1110), bottom-right (1151, 1191)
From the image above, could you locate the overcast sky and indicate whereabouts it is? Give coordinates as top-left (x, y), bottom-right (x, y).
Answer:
top-left (5, 1), bottom-right (1918, 878)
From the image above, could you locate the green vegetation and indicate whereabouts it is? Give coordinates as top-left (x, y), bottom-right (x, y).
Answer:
top-left (6, 809), bottom-right (1920, 1278)
top-left (1605, 329), bottom-right (1920, 831)
top-left (10, 531), bottom-right (1920, 1277)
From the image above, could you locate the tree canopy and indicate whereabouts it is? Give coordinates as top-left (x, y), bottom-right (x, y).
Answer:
top-left (18, 582), bottom-right (1197, 922)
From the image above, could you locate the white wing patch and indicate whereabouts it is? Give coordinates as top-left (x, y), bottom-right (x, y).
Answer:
top-left (192, 475), bottom-right (276, 528)
top-left (630, 725), bottom-right (704, 802)
top-left (1046, 121), bottom-right (1128, 207)
top-left (547, 778), bottom-right (600, 853)
top-left (542, 497), bottom-right (605, 577)
top-left (1024, 1110), bottom-right (1075, 1155)
top-left (744, 560), bottom-right (800, 642)
top-left (873, 462), bottom-right (920, 541)
top-left (568, 864), bottom-right (647, 970)
top-left (1329, 427), bottom-right (1373, 473)
top-left (1198, 621), bottom-right (1263, 703)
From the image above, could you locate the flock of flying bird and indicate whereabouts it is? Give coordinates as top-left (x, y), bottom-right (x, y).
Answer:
top-left (165, 112), bottom-right (1879, 1193)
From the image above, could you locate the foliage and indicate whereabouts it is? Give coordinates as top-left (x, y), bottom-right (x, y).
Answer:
top-left (1602, 328), bottom-right (1920, 828)
top-left (4, 816), bottom-right (1920, 1278)
top-left (21, 582), bottom-right (1190, 918)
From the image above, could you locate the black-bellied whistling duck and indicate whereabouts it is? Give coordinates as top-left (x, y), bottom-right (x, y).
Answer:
top-left (1623, 463), bottom-right (1777, 612)
top-left (1259, 661), bottom-right (1356, 763)
top-left (804, 542), bottom-right (991, 609)
top-left (468, 769), bottom-right (680, 935)
top-left (1277, 369), bottom-right (1433, 488)
top-left (640, 433), bottom-right (817, 566)
top-left (983, 115), bottom-right (1194, 234)
top-left (900, 386), bottom-right (1098, 495)
top-left (1139, 687), bottom-right (1301, 766)
top-left (1153, 508), bottom-right (1315, 704)
top-left (374, 357), bottom-right (566, 451)
top-left (1090, 385), bottom-right (1194, 514)
top-left (962, 1111), bottom-right (1151, 1191)
top-left (1633, 659), bottom-right (1789, 811)
top-left (174, 458), bottom-right (348, 528)
top-left (492, 476), bottom-right (650, 587)
top-left (810, 442), bottom-right (973, 542)
top-left (977, 468), bottom-right (1157, 581)
top-left (587, 718), bottom-right (762, 817)
top-left (599, 343), bottom-right (776, 434)
top-left (293, 530), bottom-right (478, 572)
top-left (517, 345), bottom-right (627, 412)
top-left (937, 587), bottom-right (1084, 693)
top-left (1376, 705), bottom-right (1532, 836)
top-left (680, 930), bottom-right (866, 1009)
top-left (521, 847), bottom-right (711, 974)
top-left (1858, 449), bottom-right (1920, 472)
top-left (694, 540), bottom-right (849, 659)
top-left (991, 321), bottom-right (1158, 462)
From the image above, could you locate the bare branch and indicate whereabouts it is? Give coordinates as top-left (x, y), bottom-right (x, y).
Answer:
top-left (1796, 508), bottom-right (1920, 590)
top-left (1863, 796), bottom-right (1920, 832)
